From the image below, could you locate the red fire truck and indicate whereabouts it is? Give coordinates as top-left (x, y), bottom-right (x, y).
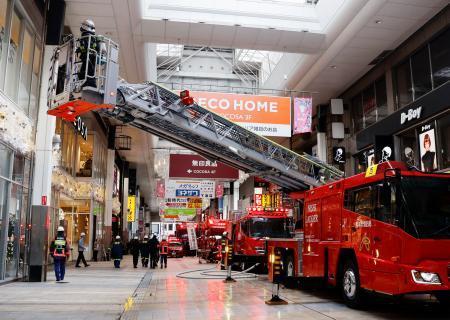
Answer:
top-left (267, 161), bottom-right (450, 307)
top-left (175, 222), bottom-right (200, 256)
top-left (167, 235), bottom-right (184, 258)
top-left (198, 218), bottom-right (227, 262)
top-left (225, 207), bottom-right (293, 270)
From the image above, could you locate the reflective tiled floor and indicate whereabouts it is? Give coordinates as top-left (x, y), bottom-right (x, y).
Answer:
top-left (0, 256), bottom-right (448, 320)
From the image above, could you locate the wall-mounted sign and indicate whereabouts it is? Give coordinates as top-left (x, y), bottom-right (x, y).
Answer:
top-left (293, 97), bottom-right (312, 134)
top-left (169, 154), bottom-right (238, 179)
top-left (400, 106), bottom-right (422, 125)
top-left (127, 195), bottom-right (136, 222)
top-left (333, 147), bottom-right (346, 164)
top-left (165, 180), bottom-right (215, 199)
top-left (73, 116), bottom-right (87, 140)
top-left (189, 91), bottom-right (292, 137)
top-left (419, 122), bottom-right (437, 172)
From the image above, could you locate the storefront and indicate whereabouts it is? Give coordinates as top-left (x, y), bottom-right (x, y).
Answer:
top-left (51, 116), bottom-right (107, 260)
top-left (355, 81), bottom-right (450, 173)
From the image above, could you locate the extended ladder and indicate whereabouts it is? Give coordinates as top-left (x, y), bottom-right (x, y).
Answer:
top-left (47, 35), bottom-right (344, 191)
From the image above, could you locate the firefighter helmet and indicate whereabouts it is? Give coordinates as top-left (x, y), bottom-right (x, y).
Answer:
top-left (80, 19), bottom-right (95, 34)
top-left (115, 235), bottom-right (121, 240)
top-left (57, 226), bottom-right (65, 232)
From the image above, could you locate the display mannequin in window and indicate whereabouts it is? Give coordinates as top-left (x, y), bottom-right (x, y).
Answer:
top-left (421, 134), bottom-right (436, 172)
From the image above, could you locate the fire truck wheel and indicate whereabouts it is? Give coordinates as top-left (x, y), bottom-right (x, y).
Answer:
top-left (341, 260), bottom-right (364, 308)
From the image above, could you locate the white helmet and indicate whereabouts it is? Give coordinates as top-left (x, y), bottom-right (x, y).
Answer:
top-left (57, 226), bottom-right (65, 232)
top-left (80, 232), bottom-right (86, 237)
top-left (80, 19), bottom-right (95, 34)
top-left (144, 235), bottom-right (149, 239)
top-left (115, 235), bottom-right (121, 240)
top-left (134, 236), bottom-right (138, 240)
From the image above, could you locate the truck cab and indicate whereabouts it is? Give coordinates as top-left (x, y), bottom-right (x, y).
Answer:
top-left (167, 236), bottom-right (184, 258)
top-left (232, 207), bottom-right (293, 269)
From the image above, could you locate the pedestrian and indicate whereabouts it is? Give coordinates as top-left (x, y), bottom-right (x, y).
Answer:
top-left (149, 234), bottom-right (159, 269)
top-left (159, 237), bottom-right (169, 269)
top-left (140, 235), bottom-right (150, 267)
top-left (129, 236), bottom-right (140, 268)
top-left (111, 235), bottom-right (124, 268)
top-left (50, 226), bottom-right (70, 282)
top-left (75, 232), bottom-right (90, 268)
top-left (93, 237), bottom-right (100, 262)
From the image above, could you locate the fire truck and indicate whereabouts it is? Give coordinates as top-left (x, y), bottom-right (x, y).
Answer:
top-left (224, 207), bottom-right (293, 270)
top-left (175, 222), bottom-right (199, 256)
top-left (167, 235), bottom-right (184, 258)
top-left (198, 218), bottom-right (227, 262)
top-left (267, 161), bottom-right (450, 307)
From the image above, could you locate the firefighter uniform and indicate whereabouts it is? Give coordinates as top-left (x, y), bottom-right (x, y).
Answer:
top-left (140, 236), bottom-right (150, 267)
top-left (129, 237), bottom-right (140, 268)
top-left (111, 236), bottom-right (124, 268)
top-left (159, 239), bottom-right (169, 268)
top-left (50, 227), bottom-right (70, 281)
top-left (149, 235), bottom-right (159, 269)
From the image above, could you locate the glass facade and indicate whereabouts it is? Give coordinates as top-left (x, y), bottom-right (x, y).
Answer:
top-left (350, 76), bottom-right (388, 132)
top-left (394, 26), bottom-right (450, 110)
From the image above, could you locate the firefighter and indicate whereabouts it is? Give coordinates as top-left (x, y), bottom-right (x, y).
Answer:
top-left (148, 234), bottom-right (159, 269)
top-left (50, 226), bottom-right (70, 282)
top-left (111, 235), bottom-right (124, 268)
top-left (140, 235), bottom-right (150, 267)
top-left (77, 19), bottom-right (100, 88)
top-left (129, 236), bottom-right (140, 268)
top-left (159, 237), bottom-right (169, 269)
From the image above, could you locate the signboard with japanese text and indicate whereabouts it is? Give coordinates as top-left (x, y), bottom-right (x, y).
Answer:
top-left (165, 180), bottom-right (215, 199)
top-left (127, 195), bottom-right (136, 222)
top-left (216, 183), bottom-right (224, 198)
top-left (187, 222), bottom-right (198, 250)
top-left (189, 91), bottom-right (291, 137)
top-left (254, 194), bottom-right (262, 207)
top-left (169, 154), bottom-right (239, 179)
top-left (156, 179), bottom-right (165, 198)
top-left (262, 194), bottom-right (272, 208)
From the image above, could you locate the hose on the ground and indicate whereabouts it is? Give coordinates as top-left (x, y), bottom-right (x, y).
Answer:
top-left (176, 263), bottom-right (260, 280)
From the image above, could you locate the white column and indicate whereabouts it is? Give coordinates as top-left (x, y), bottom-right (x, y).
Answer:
top-left (32, 45), bottom-right (57, 206)
top-left (144, 43), bottom-right (158, 82)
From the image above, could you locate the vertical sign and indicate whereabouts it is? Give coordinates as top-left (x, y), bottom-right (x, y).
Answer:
top-left (127, 195), bottom-right (136, 222)
top-left (187, 222), bottom-right (198, 250)
top-left (293, 97), bottom-right (312, 134)
top-left (216, 183), bottom-right (224, 198)
top-left (156, 179), bottom-right (165, 198)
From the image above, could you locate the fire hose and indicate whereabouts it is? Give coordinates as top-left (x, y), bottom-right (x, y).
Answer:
top-left (176, 263), bottom-right (260, 280)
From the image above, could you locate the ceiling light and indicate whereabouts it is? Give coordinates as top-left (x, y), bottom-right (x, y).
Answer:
top-left (330, 65), bottom-right (337, 69)
top-left (268, 27), bottom-right (275, 30)
top-left (162, 18), bottom-right (169, 21)
top-left (198, 21), bottom-right (205, 24)
top-left (375, 19), bottom-right (382, 24)
top-left (234, 24), bottom-right (241, 27)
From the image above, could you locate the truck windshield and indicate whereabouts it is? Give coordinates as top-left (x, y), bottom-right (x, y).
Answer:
top-left (399, 176), bottom-right (450, 239)
top-left (247, 217), bottom-right (291, 238)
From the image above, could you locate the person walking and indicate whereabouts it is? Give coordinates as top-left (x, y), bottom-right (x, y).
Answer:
top-left (50, 226), bottom-right (70, 282)
top-left (75, 232), bottom-right (89, 268)
top-left (149, 234), bottom-right (159, 269)
top-left (111, 235), bottom-right (124, 268)
top-left (159, 237), bottom-right (169, 269)
top-left (129, 236), bottom-right (140, 268)
top-left (140, 235), bottom-right (150, 267)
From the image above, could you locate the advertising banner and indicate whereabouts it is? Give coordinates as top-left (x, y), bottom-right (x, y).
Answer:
top-left (190, 91), bottom-right (291, 137)
top-left (156, 179), bottom-right (165, 198)
top-left (165, 180), bottom-right (215, 199)
top-left (127, 195), bottom-right (136, 222)
top-left (293, 97), bottom-right (312, 134)
top-left (187, 222), bottom-right (198, 250)
top-left (169, 154), bottom-right (239, 179)
top-left (419, 123), bottom-right (437, 172)
top-left (216, 183), bottom-right (224, 198)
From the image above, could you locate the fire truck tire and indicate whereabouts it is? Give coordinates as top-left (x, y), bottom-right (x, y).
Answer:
top-left (341, 260), bottom-right (364, 308)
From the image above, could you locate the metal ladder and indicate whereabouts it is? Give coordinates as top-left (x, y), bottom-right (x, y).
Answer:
top-left (47, 35), bottom-right (344, 191)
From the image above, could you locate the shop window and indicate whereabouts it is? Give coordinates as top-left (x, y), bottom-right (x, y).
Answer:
top-left (61, 199), bottom-right (91, 257)
top-left (61, 121), bottom-right (76, 175)
top-left (430, 27), bottom-right (450, 88)
top-left (351, 95), bottom-right (363, 133)
top-left (0, 0), bottom-right (8, 83)
top-left (375, 76), bottom-right (388, 119)
top-left (76, 134), bottom-right (94, 177)
top-left (18, 28), bottom-right (33, 111)
top-left (0, 144), bottom-right (12, 178)
top-left (28, 43), bottom-right (41, 121)
top-left (6, 184), bottom-right (22, 279)
top-left (4, 9), bottom-right (21, 100)
top-left (399, 129), bottom-right (418, 167)
top-left (394, 59), bottom-right (413, 109)
top-left (12, 153), bottom-right (24, 183)
top-left (362, 85), bottom-right (376, 128)
top-left (411, 46), bottom-right (432, 99)
top-left (438, 115), bottom-right (450, 169)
